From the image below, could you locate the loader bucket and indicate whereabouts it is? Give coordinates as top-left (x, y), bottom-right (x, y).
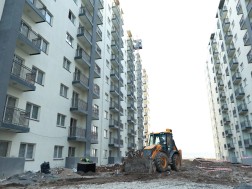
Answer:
top-left (122, 157), bottom-right (156, 173)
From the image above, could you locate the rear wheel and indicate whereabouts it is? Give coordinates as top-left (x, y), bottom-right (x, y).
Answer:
top-left (154, 152), bottom-right (169, 172)
top-left (171, 154), bottom-right (181, 171)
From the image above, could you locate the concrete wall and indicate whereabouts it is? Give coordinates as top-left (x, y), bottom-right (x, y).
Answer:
top-left (0, 157), bottom-right (25, 178)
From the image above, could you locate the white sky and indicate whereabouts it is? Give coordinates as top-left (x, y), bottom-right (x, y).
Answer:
top-left (120, 0), bottom-right (220, 158)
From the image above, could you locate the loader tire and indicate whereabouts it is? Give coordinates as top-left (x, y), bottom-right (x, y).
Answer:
top-left (171, 154), bottom-right (181, 171)
top-left (154, 152), bottom-right (169, 172)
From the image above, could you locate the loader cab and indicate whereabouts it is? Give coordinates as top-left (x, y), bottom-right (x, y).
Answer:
top-left (148, 132), bottom-right (173, 152)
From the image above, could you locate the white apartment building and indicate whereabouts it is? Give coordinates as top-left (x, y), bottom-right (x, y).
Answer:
top-left (0, 0), bottom-right (148, 176)
top-left (206, 0), bottom-right (252, 165)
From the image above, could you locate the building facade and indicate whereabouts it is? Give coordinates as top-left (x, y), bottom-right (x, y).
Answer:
top-left (0, 0), bottom-right (148, 174)
top-left (206, 0), bottom-right (252, 165)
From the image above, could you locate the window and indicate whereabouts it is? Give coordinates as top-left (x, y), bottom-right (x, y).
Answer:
top-left (38, 2), bottom-right (53, 24)
top-left (91, 148), bottom-right (97, 157)
top-left (104, 111), bottom-right (108, 119)
top-left (19, 143), bottom-right (35, 160)
top-left (103, 150), bottom-right (107, 158)
top-left (68, 10), bottom-right (76, 24)
top-left (0, 141), bottom-right (10, 157)
top-left (107, 17), bottom-right (111, 24)
top-left (32, 66), bottom-right (44, 85)
top-left (54, 145), bottom-right (63, 159)
top-left (57, 113), bottom-right (66, 127)
top-left (240, 62), bottom-right (244, 71)
top-left (231, 20), bottom-right (235, 29)
top-left (104, 129), bottom-right (108, 138)
top-left (66, 33), bottom-right (73, 46)
top-left (60, 84), bottom-right (68, 98)
top-left (45, 10), bottom-right (53, 25)
top-left (26, 102), bottom-right (40, 120)
top-left (92, 125), bottom-right (98, 133)
top-left (107, 30), bottom-right (110, 39)
top-left (63, 57), bottom-right (71, 71)
top-left (234, 34), bottom-right (237, 42)
top-left (68, 147), bottom-right (75, 157)
top-left (105, 93), bottom-right (109, 101)
top-left (237, 47), bottom-right (241, 56)
top-left (106, 76), bottom-right (109, 84)
top-left (38, 37), bottom-right (49, 53)
top-left (247, 95), bottom-right (251, 103)
top-left (107, 44), bottom-right (110, 53)
top-left (106, 60), bottom-right (110, 68)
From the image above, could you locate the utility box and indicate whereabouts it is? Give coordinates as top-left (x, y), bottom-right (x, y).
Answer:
top-left (77, 162), bottom-right (96, 173)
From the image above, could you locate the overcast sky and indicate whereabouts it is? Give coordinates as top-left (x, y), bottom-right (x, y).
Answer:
top-left (120, 0), bottom-right (220, 158)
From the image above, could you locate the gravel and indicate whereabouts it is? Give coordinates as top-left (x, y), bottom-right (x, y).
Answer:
top-left (42, 179), bottom-right (234, 189)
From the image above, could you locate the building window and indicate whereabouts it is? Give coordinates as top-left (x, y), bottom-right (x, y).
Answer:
top-left (237, 47), bottom-right (241, 56)
top-left (91, 148), bottom-right (97, 157)
top-left (66, 33), bottom-right (73, 46)
top-left (104, 129), bottom-right (108, 138)
top-left (107, 30), bottom-right (110, 39)
top-left (38, 38), bottom-right (49, 54)
top-left (0, 141), bottom-right (10, 157)
top-left (45, 10), bottom-right (53, 25)
top-left (106, 60), bottom-right (110, 68)
top-left (107, 44), bottom-right (110, 53)
top-left (105, 93), bottom-right (109, 101)
top-left (32, 66), bottom-right (44, 85)
top-left (54, 145), bottom-right (63, 159)
top-left (106, 76), bottom-right (109, 84)
top-left (247, 95), bottom-right (251, 103)
top-left (104, 111), bottom-right (108, 119)
top-left (92, 125), bottom-right (98, 133)
top-left (68, 10), bottom-right (76, 24)
top-left (107, 17), bottom-right (111, 24)
top-left (57, 113), bottom-right (66, 127)
top-left (19, 143), bottom-right (35, 160)
top-left (103, 150), bottom-right (107, 158)
top-left (26, 102), bottom-right (40, 120)
top-left (240, 62), bottom-right (244, 71)
top-left (68, 147), bottom-right (75, 157)
top-left (234, 33), bottom-right (237, 42)
top-left (63, 57), bottom-right (71, 71)
top-left (60, 84), bottom-right (68, 98)
top-left (231, 20), bottom-right (235, 29)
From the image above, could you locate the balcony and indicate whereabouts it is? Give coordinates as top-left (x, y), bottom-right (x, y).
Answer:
top-left (75, 49), bottom-right (91, 69)
top-left (239, 15), bottom-right (247, 30)
top-left (9, 60), bottom-right (36, 91)
top-left (127, 102), bottom-right (136, 111)
top-left (110, 69), bottom-right (120, 81)
top-left (95, 44), bottom-right (102, 59)
top-left (110, 85), bottom-right (120, 96)
top-left (247, 49), bottom-right (252, 63)
top-left (238, 140), bottom-right (243, 148)
top-left (221, 104), bottom-right (228, 112)
top-left (227, 142), bottom-right (235, 150)
top-left (92, 106), bottom-right (99, 120)
top-left (109, 119), bottom-right (120, 130)
top-left (111, 40), bottom-right (120, 53)
top-left (235, 87), bottom-right (245, 99)
top-left (98, 0), bottom-right (104, 9)
top-left (108, 157), bottom-right (122, 164)
top-left (77, 27), bottom-right (92, 48)
top-left (24, 0), bottom-right (46, 23)
top-left (244, 138), bottom-right (252, 148)
top-left (119, 91), bottom-right (123, 101)
top-left (235, 124), bottom-right (240, 132)
top-left (110, 101), bottom-right (120, 113)
top-left (109, 138), bottom-right (120, 148)
top-left (232, 72), bottom-right (241, 85)
top-left (96, 9), bottom-right (103, 25)
top-left (243, 31), bottom-right (250, 46)
top-left (96, 26), bottom-right (102, 42)
top-left (229, 58), bottom-right (238, 70)
top-left (247, 1), bottom-right (252, 15)
top-left (219, 92), bottom-right (226, 100)
top-left (111, 54), bottom-right (120, 66)
top-left (112, 28), bottom-right (120, 39)
top-left (112, 2), bottom-right (120, 17)
top-left (128, 143), bottom-right (136, 150)
top-left (216, 70), bottom-right (222, 79)
top-left (72, 72), bottom-right (89, 91)
top-left (79, 7), bottom-right (93, 29)
top-left (127, 116), bottom-right (135, 124)
top-left (224, 129), bottom-right (232, 137)
top-left (68, 126), bottom-right (86, 142)
top-left (214, 59), bottom-right (220, 68)
top-left (93, 84), bottom-right (100, 99)
top-left (70, 99), bottom-right (88, 115)
top-left (237, 103), bottom-right (248, 115)
top-left (218, 80), bottom-right (224, 90)
top-left (222, 18), bottom-right (230, 32)
top-left (223, 116), bottom-right (230, 125)
top-left (240, 120), bottom-right (252, 131)
top-left (127, 91), bottom-right (135, 100)
top-left (236, 2), bottom-right (243, 15)
top-left (227, 45), bottom-right (235, 57)
top-left (17, 21), bottom-right (41, 55)
top-left (112, 14), bottom-right (120, 27)
top-left (220, 5), bottom-right (228, 19)
top-left (224, 31), bottom-right (233, 44)
top-left (91, 132), bottom-right (98, 144)
top-left (1, 106), bottom-right (30, 133)
top-left (94, 64), bottom-right (101, 78)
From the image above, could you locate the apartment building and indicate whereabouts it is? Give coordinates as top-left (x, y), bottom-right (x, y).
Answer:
top-left (0, 0), bottom-right (148, 175)
top-left (206, 0), bottom-right (252, 165)
top-left (143, 69), bottom-right (150, 145)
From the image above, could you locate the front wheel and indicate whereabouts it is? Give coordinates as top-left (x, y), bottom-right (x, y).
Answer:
top-left (171, 154), bottom-right (181, 171)
top-left (154, 152), bottom-right (169, 172)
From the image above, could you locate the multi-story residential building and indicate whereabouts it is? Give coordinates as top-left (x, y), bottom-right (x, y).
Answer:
top-left (143, 69), bottom-right (150, 145)
top-left (206, 0), bottom-right (252, 165)
top-left (0, 0), bottom-right (149, 176)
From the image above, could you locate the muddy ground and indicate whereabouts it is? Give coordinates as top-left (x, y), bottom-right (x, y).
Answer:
top-left (0, 158), bottom-right (252, 189)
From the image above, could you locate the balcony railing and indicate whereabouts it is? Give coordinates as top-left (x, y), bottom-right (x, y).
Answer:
top-left (236, 2), bottom-right (243, 15)
top-left (96, 26), bottom-right (102, 41)
top-left (239, 15), bottom-right (246, 30)
top-left (110, 101), bottom-right (120, 110)
top-left (235, 87), bottom-right (245, 99)
top-left (229, 58), bottom-right (238, 70)
top-left (77, 26), bottom-right (92, 45)
top-left (94, 64), bottom-right (101, 78)
top-left (70, 99), bottom-right (88, 115)
top-left (68, 126), bottom-right (86, 141)
top-left (243, 31), bottom-right (250, 46)
top-left (237, 103), bottom-right (248, 114)
top-left (96, 9), bottom-right (103, 25)
top-left (240, 120), bottom-right (252, 130)
top-left (109, 119), bottom-right (120, 129)
top-left (2, 106), bottom-right (30, 130)
top-left (247, 49), bottom-right (252, 63)
top-left (79, 7), bottom-right (93, 24)
top-left (232, 72), bottom-right (241, 84)
top-left (24, 0), bottom-right (46, 23)
top-left (73, 72), bottom-right (89, 90)
top-left (244, 138), bottom-right (252, 148)
top-left (75, 49), bottom-right (91, 68)
top-left (93, 84), bottom-right (100, 98)
top-left (109, 138), bottom-right (120, 146)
